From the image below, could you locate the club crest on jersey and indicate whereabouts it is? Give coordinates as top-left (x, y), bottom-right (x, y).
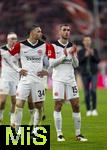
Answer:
top-left (37, 49), bottom-right (42, 56)
top-left (54, 92), bottom-right (59, 96)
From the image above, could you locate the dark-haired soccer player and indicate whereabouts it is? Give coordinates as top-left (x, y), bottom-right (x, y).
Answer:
top-left (48, 24), bottom-right (88, 142)
top-left (3, 25), bottom-right (49, 132)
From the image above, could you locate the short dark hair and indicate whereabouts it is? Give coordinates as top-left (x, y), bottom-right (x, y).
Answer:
top-left (59, 24), bottom-right (71, 29)
top-left (28, 24), bottom-right (41, 33)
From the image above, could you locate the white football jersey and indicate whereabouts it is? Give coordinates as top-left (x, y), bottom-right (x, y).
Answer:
top-left (0, 45), bottom-right (19, 83)
top-left (49, 40), bottom-right (78, 83)
top-left (9, 40), bottom-right (49, 83)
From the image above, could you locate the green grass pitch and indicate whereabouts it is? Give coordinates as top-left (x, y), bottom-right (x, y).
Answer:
top-left (3, 89), bottom-right (107, 150)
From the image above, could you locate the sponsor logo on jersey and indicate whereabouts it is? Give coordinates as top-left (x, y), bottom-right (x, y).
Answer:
top-left (26, 56), bottom-right (41, 63)
top-left (62, 59), bottom-right (72, 64)
top-left (24, 51), bottom-right (28, 54)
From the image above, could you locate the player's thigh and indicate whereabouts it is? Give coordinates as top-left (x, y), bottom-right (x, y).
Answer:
top-left (53, 80), bottom-right (65, 100)
top-left (16, 80), bottom-right (30, 101)
top-left (31, 82), bottom-right (45, 102)
top-left (66, 82), bottom-right (79, 100)
top-left (0, 79), bottom-right (9, 95)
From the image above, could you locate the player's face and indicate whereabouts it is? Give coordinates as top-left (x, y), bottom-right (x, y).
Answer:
top-left (31, 27), bottom-right (43, 40)
top-left (7, 37), bottom-right (17, 48)
top-left (83, 37), bottom-right (92, 47)
top-left (59, 26), bottom-right (71, 40)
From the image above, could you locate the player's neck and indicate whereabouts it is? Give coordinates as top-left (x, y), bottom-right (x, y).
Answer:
top-left (59, 38), bottom-right (68, 45)
top-left (58, 38), bottom-right (68, 46)
top-left (6, 44), bottom-right (13, 49)
top-left (28, 38), bottom-right (38, 45)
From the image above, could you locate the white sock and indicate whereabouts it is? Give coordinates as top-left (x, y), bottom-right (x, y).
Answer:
top-left (53, 111), bottom-right (63, 136)
top-left (72, 112), bottom-right (81, 136)
top-left (34, 109), bottom-right (41, 126)
top-left (10, 113), bottom-right (15, 125)
top-left (0, 110), bottom-right (4, 121)
top-left (15, 107), bottom-right (23, 132)
top-left (29, 109), bottom-right (34, 125)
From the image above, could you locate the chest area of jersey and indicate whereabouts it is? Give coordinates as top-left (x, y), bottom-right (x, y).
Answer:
top-left (55, 46), bottom-right (71, 58)
top-left (21, 45), bottom-right (45, 63)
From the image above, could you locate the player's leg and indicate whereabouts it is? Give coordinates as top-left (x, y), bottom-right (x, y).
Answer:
top-left (0, 95), bottom-right (7, 124)
top-left (53, 81), bottom-right (65, 142)
top-left (33, 101), bottom-right (44, 126)
top-left (15, 81), bottom-right (30, 132)
top-left (41, 76), bottom-right (48, 121)
top-left (67, 83), bottom-right (88, 142)
top-left (32, 101), bottom-right (44, 137)
top-left (10, 96), bottom-right (16, 127)
top-left (31, 82), bottom-right (45, 127)
top-left (28, 93), bottom-right (34, 125)
top-left (0, 80), bottom-right (9, 124)
top-left (9, 82), bottom-right (17, 127)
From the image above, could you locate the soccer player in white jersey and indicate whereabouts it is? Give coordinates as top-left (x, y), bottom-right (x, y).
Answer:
top-left (3, 25), bottom-right (49, 132)
top-left (48, 24), bottom-right (88, 142)
top-left (28, 35), bottom-right (49, 125)
top-left (0, 32), bottom-right (19, 126)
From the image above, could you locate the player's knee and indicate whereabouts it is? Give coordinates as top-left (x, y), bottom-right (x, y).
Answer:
top-left (34, 102), bottom-right (43, 110)
top-left (28, 101), bottom-right (34, 109)
top-left (16, 99), bottom-right (24, 108)
top-left (54, 101), bottom-right (63, 111)
top-left (11, 100), bottom-right (16, 106)
top-left (71, 99), bottom-right (80, 112)
top-left (73, 104), bottom-right (80, 112)
top-left (0, 101), bottom-right (6, 109)
top-left (0, 95), bottom-right (6, 103)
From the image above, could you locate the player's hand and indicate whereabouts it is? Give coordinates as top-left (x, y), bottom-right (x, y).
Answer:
top-left (19, 69), bottom-right (28, 76)
top-left (69, 44), bottom-right (77, 55)
top-left (37, 70), bottom-right (48, 78)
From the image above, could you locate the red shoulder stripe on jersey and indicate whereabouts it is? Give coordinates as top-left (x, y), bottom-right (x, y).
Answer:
top-left (46, 43), bottom-right (56, 59)
top-left (9, 42), bottom-right (20, 55)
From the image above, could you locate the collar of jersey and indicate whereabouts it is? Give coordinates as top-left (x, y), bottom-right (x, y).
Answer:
top-left (58, 40), bottom-right (68, 48)
top-left (6, 44), bottom-right (11, 50)
top-left (27, 39), bottom-right (38, 46)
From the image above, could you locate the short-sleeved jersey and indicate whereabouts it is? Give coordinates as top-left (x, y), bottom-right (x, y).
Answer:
top-left (0, 45), bottom-right (19, 82)
top-left (9, 40), bottom-right (49, 83)
top-left (49, 40), bottom-right (76, 83)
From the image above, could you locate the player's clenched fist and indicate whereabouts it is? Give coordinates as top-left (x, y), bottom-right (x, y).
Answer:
top-left (19, 69), bottom-right (28, 76)
top-left (37, 70), bottom-right (48, 78)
